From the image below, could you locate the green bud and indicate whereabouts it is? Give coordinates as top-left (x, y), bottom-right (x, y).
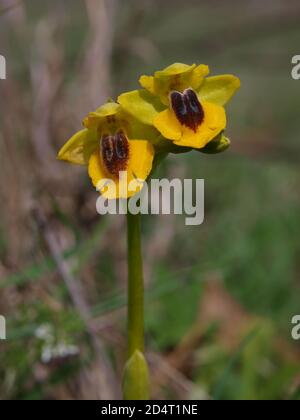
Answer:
top-left (122, 350), bottom-right (150, 400)
top-left (200, 132), bottom-right (231, 154)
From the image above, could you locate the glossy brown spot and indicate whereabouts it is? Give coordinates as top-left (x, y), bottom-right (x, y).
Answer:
top-left (170, 88), bottom-right (204, 132)
top-left (100, 131), bottom-right (129, 176)
top-left (115, 132), bottom-right (129, 159)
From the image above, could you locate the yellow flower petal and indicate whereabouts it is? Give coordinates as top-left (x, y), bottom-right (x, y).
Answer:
top-left (118, 90), bottom-right (164, 126)
top-left (93, 102), bottom-right (120, 118)
top-left (88, 140), bottom-right (154, 199)
top-left (154, 62), bottom-right (196, 77)
top-left (88, 151), bottom-right (107, 188)
top-left (197, 75), bottom-right (240, 106)
top-left (139, 75), bottom-right (155, 95)
top-left (139, 63), bottom-right (210, 106)
top-left (57, 129), bottom-right (98, 165)
top-left (190, 64), bottom-right (210, 89)
top-left (128, 140), bottom-right (154, 182)
top-left (83, 102), bottom-right (121, 129)
top-left (153, 109), bottom-right (182, 141)
top-left (153, 102), bottom-right (226, 149)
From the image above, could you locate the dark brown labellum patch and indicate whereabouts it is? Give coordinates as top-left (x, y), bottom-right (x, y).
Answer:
top-left (100, 131), bottom-right (129, 176)
top-left (170, 88), bottom-right (204, 132)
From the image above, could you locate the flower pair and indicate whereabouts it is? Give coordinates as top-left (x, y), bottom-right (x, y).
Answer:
top-left (58, 63), bottom-right (240, 198)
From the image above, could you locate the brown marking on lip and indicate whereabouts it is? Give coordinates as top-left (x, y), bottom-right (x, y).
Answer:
top-left (170, 88), bottom-right (204, 132)
top-left (100, 131), bottom-right (129, 177)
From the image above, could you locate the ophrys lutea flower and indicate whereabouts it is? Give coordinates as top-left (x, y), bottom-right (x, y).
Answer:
top-left (58, 102), bottom-right (156, 199)
top-left (118, 63), bottom-right (240, 151)
top-left (57, 63), bottom-right (240, 400)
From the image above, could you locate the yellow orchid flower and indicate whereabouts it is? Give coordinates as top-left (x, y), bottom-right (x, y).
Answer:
top-left (57, 102), bottom-right (156, 199)
top-left (118, 63), bottom-right (240, 151)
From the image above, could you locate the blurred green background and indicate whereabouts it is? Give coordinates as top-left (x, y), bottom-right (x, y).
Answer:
top-left (0, 0), bottom-right (300, 400)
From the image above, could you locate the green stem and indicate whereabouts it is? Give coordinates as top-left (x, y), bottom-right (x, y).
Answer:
top-left (123, 211), bottom-right (149, 400)
top-left (127, 211), bottom-right (144, 357)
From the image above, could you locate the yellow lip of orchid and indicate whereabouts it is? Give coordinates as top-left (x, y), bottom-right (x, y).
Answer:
top-left (153, 90), bottom-right (227, 149)
top-left (118, 62), bottom-right (240, 150)
top-left (57, 102), bottom-right (155, 199)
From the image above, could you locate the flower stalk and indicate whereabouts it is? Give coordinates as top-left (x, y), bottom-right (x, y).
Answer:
top-left (127, 211), bottom-right (144, 357)
top-left (123, 210), bottom-right (150, 400)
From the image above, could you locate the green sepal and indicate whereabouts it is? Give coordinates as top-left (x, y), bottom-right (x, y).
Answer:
top-left (118, 89), bottom-right (164, 126)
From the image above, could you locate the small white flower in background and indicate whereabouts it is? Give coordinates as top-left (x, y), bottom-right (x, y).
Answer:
top-left (35, 324), bottom-right (53, 342)
top-left (41, 343), bottom-right (79, 364)
top-left (35, 323), bottom-right (79, 363)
